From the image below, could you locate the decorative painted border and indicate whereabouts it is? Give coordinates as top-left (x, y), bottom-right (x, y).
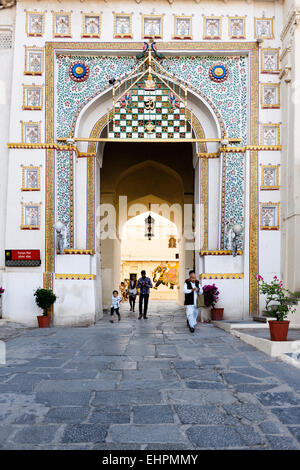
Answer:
top-left (228, 16), bottom-right (246, 39)
top-left (21, 202), bottom-right (41, 230)
top-left (25, 11), bottom-right (45, 37)
top-left (24, 46), bottom-right (44, 76)
top-left (260, 164), bottom-right (280, 190)
top-left (173, 16), bottom-right (193, 40)
top-left (260, 202), bottom-right (280, 230)
top-left (203, 16), bottom-right (222, 40)
top-left (21, 121), bottom-right (41, 143)
top-left (81, 13), bottom-right (101, 38)
top-left (197, 146), bottom-right (281, 158)
top-left (8, 142), bottom-right (96, 158)
top-left (260, 123), bottom-right (281, 146)
top-left (219, 145), bottom-right (281, 152)
top-left (21, 165), bottom-right (40, 191)
top-left (197, 152), bottom-right (219, 158)
top-left (261, 48), bottom-right (280, 74)
top-left (86, 110), bottom-right (113, 251)
top-left (260, 83), bottom-right (280, 109)
top-left (200, 273), bottom-right (244, 279)
top-left (200, 250), bottom-right (243, 256)
top-left (254, 17), bottom-right (274, 39)
top-left (63, 249), bottom-right (95, 255)
top-left (44, 41), bottom-right (259, 316)
top-left (220, 151), bottom-right (245, 249)
top-left (55, 274), bottom-right (96, 280)
top-left (52, 12), bottom-right (72, 38)
top-left (56, 150), bottom-right (74, 248)
top-left (43, 271), bottom-right (53, 292)
top-left (142, 14), bottom-right (163, 39)
top-left (113, 13), bottom-right (133, 39)
top-left (22, 85), bottom-right (43, 110)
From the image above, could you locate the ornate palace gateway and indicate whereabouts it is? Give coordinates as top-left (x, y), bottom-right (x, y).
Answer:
top-left (0, 0), bottom-right (297, 326)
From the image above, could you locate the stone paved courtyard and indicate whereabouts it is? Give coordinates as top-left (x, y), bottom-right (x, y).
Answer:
top-left (1, 301), bottom-right (300, 450)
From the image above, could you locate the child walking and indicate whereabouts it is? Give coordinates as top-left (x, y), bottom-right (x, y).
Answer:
top-left (110, 290), bottom-right (122, 323)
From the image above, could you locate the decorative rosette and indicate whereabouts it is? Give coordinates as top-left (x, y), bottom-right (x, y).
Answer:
top-left (69, 62), bottom-right (90, 82)
top-left (209, 64), bottom-right (229, 83)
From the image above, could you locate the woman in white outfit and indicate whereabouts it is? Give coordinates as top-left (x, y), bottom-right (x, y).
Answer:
top-left (183, 270), bottom-right (203, 333)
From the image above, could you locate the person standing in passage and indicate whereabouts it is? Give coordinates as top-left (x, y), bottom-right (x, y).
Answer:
top-left (128, 274), bottom-right (137, 312)
top-left (184, 270), bottom-right (203, 333)
top-left (137, 270), bottom-right (153, 319)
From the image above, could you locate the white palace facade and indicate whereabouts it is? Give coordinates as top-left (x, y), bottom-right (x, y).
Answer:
top-left (0, 0), bottom-right (299, 326)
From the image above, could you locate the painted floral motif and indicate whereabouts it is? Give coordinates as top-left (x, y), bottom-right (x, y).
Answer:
top-left (223, 153), bottom-right (245, 249)
top-left (23, 205), bottom-right (40, 227)
top-left (175, 17), bottom-right (191, 37)
top-left (22, 123), bottom-right (40, 143)
top-left (255, 18), bottom-right (273, 39)
top-left (69, 62), bottom-right (90, 82)
top-left (262, 49), bottom-right (279, 73)
top-left (115, 15), bottom-right (131, 36)
top-left (229, 18), bottom-right (245, 39)
top-left (261, 84), bottom-right (279, 108)
top-left (27, 13), bottom-right (43, 36)
top-left (56, 151), bottom-right (73, 247)
top-left (23, 86), bottom-right (42, 109)
top-left (23, 168), bottom-right (39, 189)
top-left (143, 17), bottom-right (162, 38)
top-left (54, 13), bottom-right (71, 36)
top-left (262, 166), bottom-right (278, 189)
top-left (161, 56), bottom-right (247, 143)
top-left (209, 64), bottom-right (228, 82)
top-left (25, 48), bottom-right (43, 74)
top-left (261, 204), bottom-right (278, 229)
top-left (83, 15), bottom-right (100, 36)
top-left (204, 18), bottom-right (221, 38)
top-left (56, 55), bottom-right (137, 138)
top-left (262, 125), bottom-right (279, 146)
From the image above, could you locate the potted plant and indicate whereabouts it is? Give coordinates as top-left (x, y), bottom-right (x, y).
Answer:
top-left (257, 275), bottom-right (297, 341)
top-left (0, 286), bottom-right (4, 319)
top-left (202, 284), bottom-right (223, 320)
top-left (34, 288), bottom-right (57, 328)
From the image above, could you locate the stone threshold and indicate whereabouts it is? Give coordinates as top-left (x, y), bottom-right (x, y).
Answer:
top-left (212, 320), bottom-right (300, 359)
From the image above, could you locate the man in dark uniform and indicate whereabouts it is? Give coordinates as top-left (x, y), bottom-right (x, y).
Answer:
top-left (137, 270), bottom-right (153, 319)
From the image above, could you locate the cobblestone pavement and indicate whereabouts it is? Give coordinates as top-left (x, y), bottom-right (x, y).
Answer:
top-left (1, 301), bottom-right (300, 450)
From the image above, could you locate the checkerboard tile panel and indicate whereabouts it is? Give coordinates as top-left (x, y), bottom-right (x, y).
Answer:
top-left (109, 76), bottom-right (191, 139)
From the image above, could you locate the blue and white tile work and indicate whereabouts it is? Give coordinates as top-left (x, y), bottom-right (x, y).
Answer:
top-left (55, 54), bottom-right (248, 248)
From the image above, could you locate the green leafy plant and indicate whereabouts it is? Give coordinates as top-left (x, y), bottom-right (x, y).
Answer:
top-left (256, 275), bottom-right (297, 321)
top-left (34, 288), bottom-right (57, 316)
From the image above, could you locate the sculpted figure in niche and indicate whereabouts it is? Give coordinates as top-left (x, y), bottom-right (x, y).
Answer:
top-left (54, 222), bottom-right (67, 254)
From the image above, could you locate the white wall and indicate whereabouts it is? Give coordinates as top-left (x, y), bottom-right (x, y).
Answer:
top-left (1, 0), bottom-right (286, 323)
top-left (0, 6), bottom-right (15, 276)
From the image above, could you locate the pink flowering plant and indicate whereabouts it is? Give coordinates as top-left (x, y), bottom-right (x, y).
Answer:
top-left (202, 284), bottom-right (220, 308)
top-left (256, 275), bottom-right (297, 321)
top-left (0, 287), bottom-right (4, 295)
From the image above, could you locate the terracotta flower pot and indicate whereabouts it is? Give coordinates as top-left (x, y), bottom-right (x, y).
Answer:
top-left (37, 315), bottom-right (51, 328)
top-left (268, 320), bottom-right (290, 341)
top-left (211, 308), bottom-right (224, 321)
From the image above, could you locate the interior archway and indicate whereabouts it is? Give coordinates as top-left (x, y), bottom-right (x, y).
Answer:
top-left (121, 212), bottom-right (179, 301)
